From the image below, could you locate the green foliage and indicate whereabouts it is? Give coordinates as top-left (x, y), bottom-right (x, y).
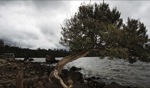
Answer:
top-left (60, 3), bottom-right (122, 51)
top-left (122, 18), bottom-right (149, 62)
top-left (60, 3), bottom-right (150, 62)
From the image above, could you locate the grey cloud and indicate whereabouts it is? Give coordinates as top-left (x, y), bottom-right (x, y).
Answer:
top-left (0, 28), bottom-right (39, 49)
top-left (4, 39), bottom-right (34, 49)
top-left (39, 25), bottom-right (63, 49)
top-left (0, 0), bottom-right (69, 49)
top-left (32, 0), bottom-right (70, 10)
top-left (106, 1), bottom-right (143, 18)
top-left (107, 1), bottom-right (150, 36)
top-left (0, 0), bottom-right (28, 6)
top-left (0, 0), bottom-right (14, 5)
top-left (0, 0), bottom-right (71, 12)
top-left (0, 1), bottom-right (150, 50)
top-left (39, 25), bottom-right (55, 36)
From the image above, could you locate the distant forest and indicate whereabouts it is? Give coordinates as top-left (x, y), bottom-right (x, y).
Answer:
top-left (0, 45), bottom-right (70, 58)
top-left (0, 40), bottom-right (98, 58)
top-left (0, 39), bottom-right (149, 58)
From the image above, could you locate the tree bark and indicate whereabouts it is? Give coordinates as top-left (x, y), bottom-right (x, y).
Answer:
top-left (50, 50), bottom-right (90, 88)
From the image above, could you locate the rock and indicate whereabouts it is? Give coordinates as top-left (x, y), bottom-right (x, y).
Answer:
top-left (24, 57), bottom-right (29, 61)
top-left (67, 71), bottom-right (84, 83)
top-left (0, 85), bottom-right (3, 88)
top-left (61, 66), bottom-right (83, 83)
top-left (0, 59), bottom-right (7, 64)
top-left (61, 69), bottom-right (69, 78)
top-left (37, 81), bottom-right (44, 88)
top-left (86, 76), bottom-right (101, 80)
top-left (45, 55), bottom-right (58, 63)
top-left (30, 71), bottom-right (36, 75)
top-left (97, 81), bottom-right (106, 88)
top-left (103, 82), bottom-right (126, 88)
top-left (70, 66), bottom-right (82, 72)
top-left (44, 83), bottom-right (51, 88)
top-left (86, 79), bottom-right (105, 88)
top-left (73, 82), bottom-right (90, 88)
top-left (28, 58), bottom-right (34, 62)
top-left (24, 57), bottom-right (34, 62)
top-left (43, 77), bottom-right (62, 88)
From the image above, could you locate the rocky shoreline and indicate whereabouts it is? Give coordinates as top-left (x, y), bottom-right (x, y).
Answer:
top-left (0, 59), bottom-right (140, 88)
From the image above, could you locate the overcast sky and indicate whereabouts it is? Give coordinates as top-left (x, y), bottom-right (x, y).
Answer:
top-left (0, 0), bottom-right (150, 49)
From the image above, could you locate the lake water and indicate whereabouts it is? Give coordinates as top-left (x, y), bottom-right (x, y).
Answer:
top-left (16, 57), bottom-right (150, 88)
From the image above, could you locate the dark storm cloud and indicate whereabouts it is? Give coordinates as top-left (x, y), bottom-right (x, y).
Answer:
top-left (0, 0), bottom-right (71, 49)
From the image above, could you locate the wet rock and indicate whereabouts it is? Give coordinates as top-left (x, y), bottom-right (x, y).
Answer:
top-left (0, 85), bottom-right (3, 88)
top-left (73, 82), bottom-right (90, 88)
top-left (33, 82), bottom-right (43, 88)
top-left (86, 79), bottom-right (105, 88)
top-left (24, 78), bottom-right (38, 87)
top-left (44, 81), bottom-right (61, 88)
top-left (70, 66), bottom-right (82, 72)
top-left (28, 58), bottom-right (34, 62)
top-left (61, 69), bottom-right (69, 78)
top-left (86, 76), bottom-right (101, 80)
top-left (68, 71), bottom-right (84, 83)
top-left (2, 84), bottom-right (15, 88)
top-left (0, 59), bottom-right (7, 64)
top-left (97, 81), bottom-right (106, 88)
top-left (60, 66), bottom-right (84, 83)
top-left (103, 82), bottom-right (126, 88)
top-left (37, 81), bottom-right (44, 88)
top-left (44, 83), bottom-right (51, 88)
top-left (45, 55), bottom-right (58, 63)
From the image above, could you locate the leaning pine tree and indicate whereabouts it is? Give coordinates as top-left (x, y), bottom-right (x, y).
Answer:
top-left (50, 3), bottom-right (149, 88)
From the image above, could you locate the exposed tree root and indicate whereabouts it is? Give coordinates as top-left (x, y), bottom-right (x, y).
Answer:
top-left (51, 69), bottom-right (69, 88)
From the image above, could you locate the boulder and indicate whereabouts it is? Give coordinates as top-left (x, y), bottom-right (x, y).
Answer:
top-left (67, 71), bottom-right (84, 83)
top-left (70, 66), bottom-right (82, 72)
top-left (45, 55), bottom-right (58, 63)
top-left (85, 77), bottom-right (105, 88)
top-left (0, 59), bottom-right (7, 64)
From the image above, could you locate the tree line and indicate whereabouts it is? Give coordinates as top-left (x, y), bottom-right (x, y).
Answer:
top-left (0, 40), bottom-right (106, 58)
top-left (0, 41), bottom-right (70, 58)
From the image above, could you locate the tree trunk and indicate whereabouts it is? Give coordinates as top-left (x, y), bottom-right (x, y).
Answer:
top-left (50, 50), bottom-right (90, 88)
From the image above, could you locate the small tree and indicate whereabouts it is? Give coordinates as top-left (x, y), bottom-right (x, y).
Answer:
top-left (50, 3), bottom-right (149, 88)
